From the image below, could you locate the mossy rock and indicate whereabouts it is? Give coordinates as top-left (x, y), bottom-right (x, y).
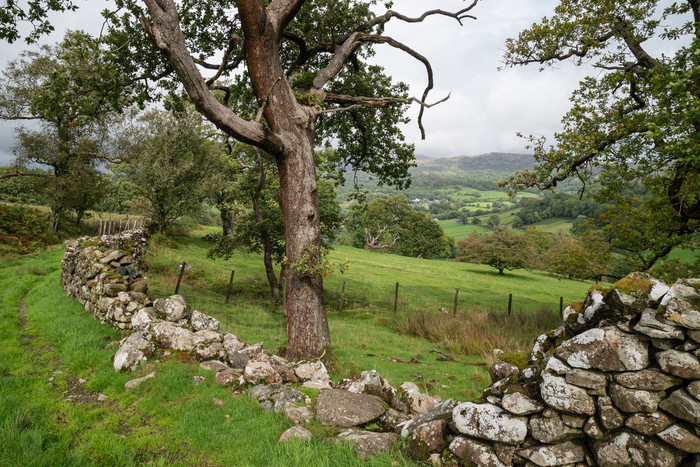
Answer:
top-left (569, 301), bottom-right (585, 314)
top-left (500, 351), bottom-right (529, 371)
top-left (609, 274), bottom-right (652, 298)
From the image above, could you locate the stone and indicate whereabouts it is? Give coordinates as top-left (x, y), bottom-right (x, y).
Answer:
top-left (399, 382), bottom-right (436, 414)
top-left (516, 441), bottom-right (586, 466)
top-left (337, 370), bottom-right (405, 410)
top-left (614, 368), bottom-right (683, 391)
top-left (689, 329), bottom-right (700, 342)
top-left (131, 279), bottom-right (148, 294)
top-left (662, 297), bottom-right (700, 330)
top-left (657, 424), bottom-right (700, 453)
top-left (192, 342), bottom-right (224, 361)
top-left (609, 384), bottom-right (665, 413)
top-left (153, 294), bottom-right (191, 322)
top-left (544, 357), bottom-right (571, 375)
top-left (124, 372), bottom-right (155, 389)
top-left (501, 392), bottom-right (544, 415)
top-left (199, 360), bottom-right (229, 371)
top-left (213, 369), bottom-right (242, 386)
top-left (113, 332), bottom-right (155, 372)
top-left (634, 309), bottom-right (685, 339)
top-left (688, 380), bottom-right (700, 399)
top-left (593, 431), bottom-right (684, 467)
top-left (294, 361), bottom-right (332, 389)
top-left (583, 416), bottom-right (604, 440)
top-left (624, 412), bottom-right (674, 435)
top-left (250, 383), bottom-right (305, 412)
top-left (489, 360), bottom-right (520, 383)
top-left (656, 349), bottom-right (700, 379)
top-left (148, 321), bottom-right (203, 352)
top-left (411, 420), bottom-right (448, 453)
top-left (540, 373), bottom-right (596, 415)
top-left (448, 437), bottom-right (507, 467)
top-left (212, 397), bottom-right (224, 406)
top-left (561, 413), bottom-right (586, 428)
top-left (316, 389), bottom-right (385, 427)
top-left (606, 273), bottom-right (657, 321)
top-left (650, 337), bottom-right (678, 350)
top-left (452, 402), bottom-right (528, 445)
top-left (240, 342), bottom-right (265, 357)
top-left (598, 399), bottom-right (625, 430)
top-left (376, 408), bottom-right (411, 432)
top-left (282, 403), bottom-right (314, 424)
top-left (190, 310), bottom-right (220, 332)
top-left (266, 356), bottom-right (298, 383)
top-left (333, 429), bottom-right (398, 460)
top-left (194, 329), bottom-right (223, 343)
top-left (279, 425), bottom-right (313, 443)
top-left (529, 414), bottom-right (583, 444)
top-left (100, 249), bottom-right (125, 264)
top-left (554, 326), bottom-right (648, 372)
top-left (565, 368), bottom-right (607, 389)
top-left (243, 361), bottom-right (278, 385)
top-left (222, 333), bottom-right (246, 354)
top-left (659, 389), bottom-right (700, 425)
top-left (401, 399), bottom-right (458, 437)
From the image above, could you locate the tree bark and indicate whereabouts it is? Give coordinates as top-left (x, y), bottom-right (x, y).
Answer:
top-left (220, 208), bottom-right (235, 238)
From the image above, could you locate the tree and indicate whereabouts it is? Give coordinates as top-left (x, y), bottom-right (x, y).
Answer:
top-left (487, 214), bottom-right (500, 228)
top-left (541, 233), bottom-right (612, 281)
top-left (0, 30), bottom-right (129, 232)
top-left (456, 226), bottom-right (534, 275)
top-left (1, 0), bottom-right (481, 360)
top-left (113, 107), bottom-right (221, 233)
top-left (503, 0), bottom-right (700, 270)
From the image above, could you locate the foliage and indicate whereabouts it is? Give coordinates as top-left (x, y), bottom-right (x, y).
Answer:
top-left (541, 233), bottom-right (612, 281)
top-left (112, 106), bottom-right (221, 233)
top-left (503, 0), bottom-right (700, 268)
top-left (0, 204), bottom-right (57, 253)
top-left (456, 226), bottom-right (535, 275)
top-left (513, 192), bottom-right (601, 228)
top-left (0, 166), bottom-right (51, 205)
top-left (345, 196), bottom-right (453, 258)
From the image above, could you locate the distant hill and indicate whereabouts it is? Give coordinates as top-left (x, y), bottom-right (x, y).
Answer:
top-left (412, 152), bottom-right (535, 176)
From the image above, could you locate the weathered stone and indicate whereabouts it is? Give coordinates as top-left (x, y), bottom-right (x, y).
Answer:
top-left (337, 370), bottom-right (406, 411)
top-left (489, 360), bottom-right (520, 383)
top-left (609, 383), bottom-right (665, 413)
top-left (192, 342), bottom-right (224, 361)
top-left (452, 402), bottom-right (528, 445)
top-left (113, 332), bottom-right (154, 371)
top-left (226, 350), bottom-right (249, 369)
top-left (190, 310), bottom-right (220, 332)
top-left (130, 278), bottom-right (148, 293)
top-left (401, 399), bottom-right (458, 436)
top-left (501, 392), bottom-right (544, 415)
top-left (565, 368), bottom-right (607, 389)
top-left (153, 294), bottom-right (191, 322)
top-left (688, 380), bottom-right (700, 399)
top-left (658, 389), bottom-right (700, 425)
top-left (657, 424), bottom-right (700, 453)
top-left (583, 416), bottom-right (604, 440)
top-left (148, 321), bottom-right (203, 352)
top-left (124, 371), bottom-right (155, 389)
top-left (279, 425), bottom-right (313, 443)
top-left (529, 414), bottom-right (583, 444)
top-left (222, 333), bottom-right (246, 354)
top-left (544, 357), bottom-right (571, 375)
top-left (195, 329), bottom-right (223, 343)
top-left (294, 361), bottom-right (332, 389)
top-left (100, 249), bottom-right (125, 264)
top-left (282, 403), bottom-right (314, 424)
top-left (213, 369), bottom-right (242, 386)
top-left (656, 349), bottom-right (700, 379)
top-left (399, 382), bottom-right (436, 414)
top-left (598, 396), bottom-right (625, 430)
top-left (412, 420), bottom-right (448, 453)
top-left (240, 342), bottom-right (265, 357)
top-left (593, 431), bottom-right (684, 467)
top-left (516, 441), bottom-right (586, 466)
top-left (316, 389), bottom-right (385, 427)
top-left (250, 383), bottom-right (304, 412)
top-left (199, 360), bottom-right (229, 371)
top-left (376, 408), bottom-right (411, 432)
top-left (650, 337), bottom-right (678, 350)
top-left (333, 429), bottom-right (398, 460)
top-left (561, 413), bottom-right (586, 428)
top-left (555, 327), bottom-right (648, 372)
top-left (243, 361), bottom-right (278, 384)
top-left (662, 297), bottom-right (700, 330)
top-left (607, 273), bottom-right (657, 321)
top-left (448, 437), bottom-right (507, 467)
top-left (634, 308), bottom-right (685, 339)
top-left (540, 373), bottom-right (596, 415)
top-left (264, 355), bottom-right (298, 383)
top-left (614, 368), bottom-right (683, 391)
top-left (624, 412), bottom-right (674, 435)
top-left (689, 329), bottom-right (700, 342)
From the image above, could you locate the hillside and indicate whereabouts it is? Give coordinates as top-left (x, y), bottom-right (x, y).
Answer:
top-left (412, 152), bottom-right (535, 176)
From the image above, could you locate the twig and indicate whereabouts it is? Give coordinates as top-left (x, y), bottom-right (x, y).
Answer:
top-left (383, 354), bottom-right (422, 364)
top-left (430, 349), bottom-right (487, 366)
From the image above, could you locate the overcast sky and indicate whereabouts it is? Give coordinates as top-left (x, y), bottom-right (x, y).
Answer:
top-left (0, 0), bottom-right (590, 165)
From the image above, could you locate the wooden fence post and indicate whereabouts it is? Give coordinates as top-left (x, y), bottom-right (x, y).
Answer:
top-left (175, 262), bottom-right (187, 294)
top-left (393, 282), bottom-right (399, 313)
top-left (225, 270), bottom-right (235, 304)
top-left (453, 288), bottom-right (459, 315)
top-left (559, 297), bottom-right (564, 316)
top-left (507, 293), bottom-right (513, 316)
top-left (339, 280), bottom-right (346, 312)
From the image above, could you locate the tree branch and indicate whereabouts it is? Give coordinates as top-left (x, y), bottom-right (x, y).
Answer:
top-left (0, 171), bottom-right (53, 180)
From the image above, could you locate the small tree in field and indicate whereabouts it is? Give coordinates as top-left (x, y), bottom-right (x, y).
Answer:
top-left (457, 226), bottom-right (535, 275)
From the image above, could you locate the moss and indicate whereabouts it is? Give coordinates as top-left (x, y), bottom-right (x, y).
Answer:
top-left (274, 345), bottom-right (287, 357)
top-left (361, 422), bottom-right (382, 432)
top-left (566, 311), bottom-right (581, 323)
top-left (656, 306), bottom-right (667, 315)
top-left (500, 351), bottom-right (529, 371)
top-left (320, 345), bottom-right (339, 373)
top-left (611, 274), bottom-right (652, 298)
top-left (688, 296), bottom-right (700, 308)
top-left (291, 71), bottom-right (317, 89)
top-left (570, 301), bottom-right (585, 313)
top-left (297, 386), bottom-right (320, 401)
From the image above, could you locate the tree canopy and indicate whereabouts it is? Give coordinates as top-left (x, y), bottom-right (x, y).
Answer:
top-left (503, 0), bottom-right (699, 269)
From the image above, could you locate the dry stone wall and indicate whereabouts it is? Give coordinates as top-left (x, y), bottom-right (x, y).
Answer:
top-left (61, 232), bottom-right (700, 465)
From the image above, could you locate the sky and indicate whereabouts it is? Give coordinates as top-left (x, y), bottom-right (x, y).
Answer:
top-left (0, 0), bottom-right (590, 165)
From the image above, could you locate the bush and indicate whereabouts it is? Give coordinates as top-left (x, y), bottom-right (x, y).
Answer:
top-left (0, 205), bottom-right (58, 253)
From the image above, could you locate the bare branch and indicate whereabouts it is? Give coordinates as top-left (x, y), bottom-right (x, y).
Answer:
top-left (370, 2), bottom-right (479, 28)
top-left (0, 171), bottom-right (53, 180)
top-left (364, 225), bottom-right (399, 250)
top-left (320, 92), bottom-right (450, 114)
top-left (204, 31), bottom-right (244, 86)
top-left (255, 77), bottom-right (282, 122)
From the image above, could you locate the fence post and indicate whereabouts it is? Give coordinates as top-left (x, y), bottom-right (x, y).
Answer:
top-left (453, 288), bottom-right (459, 315)
top-left (507, 293), bottom-right (513, 316)
top-left (119, 218), bottom-right (123, 233)
top-left (560, 296), bottom-right (564, 316)
top-left (393, 282), bottom-right (399, 313)
top-left (225, 270), bottom-right (235, 304)
top-left (175, 261), bottom-right (187, 294)
top-left (339, 280), bottom-right (346, 312)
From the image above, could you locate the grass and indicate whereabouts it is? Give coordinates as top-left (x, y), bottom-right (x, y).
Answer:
top-left (437, 219), bottom-right (490, 240)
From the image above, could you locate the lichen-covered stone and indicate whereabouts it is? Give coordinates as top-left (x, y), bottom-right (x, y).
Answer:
top-left (624, 412), bottom-right (674, 435)
top-left (565, 368), bottom-right (607, 389)
top-left (452, 402), bottom-right (527, 445)
top-left (333, 429), bottom-right (398, 460)
top-left (593, 431), bottom-right (684, 467)
top-left (399, 381), bottom-right (436, 414)
top-left (153, 294), bottom-right (191, 322)
top-left (656, 350), bottom-right (700, 379)
top-left (448, 437), bottom-right (507, 467)
top-left (279, 425), bottom-right (313, 442)
top-left (583, 416), bottom-right (604, 440)
top-left (316, 389), bottom-right (385, 427)
top-left (516, 440), bottom-right (586, 466)
top-left (598, 396), bottom-right (625, 430)
top-left (529, 414), bottom-right (583, 444)
top-left (634, 309), bottom-right (685, 339)
top-left (190, 310), bottom-right (220, 332)
top-left (657, 424), bottom-right (700, 453)
top-left (401, 398), bottom-right (458, 437)
top-left (250, 383), bottom-right (304, 412)
top-left (113, 332), bottom-right (154, 371)
top-left (658, 389), bottom-right (700, 425)
top-left (554, 327), bottom-right (648, 372)
top-left (540, 372), bottom-right (596, 415)
top-left (243, 361), bottom-right (278, 385)
top-left (614, 368), bottom-right (682, 391)
top-left (609, 383), bottom-right (665, 413)
top-left (501, 392), bottom-right (544, 415)
top-left (148, 321), bottom-right (204, 352)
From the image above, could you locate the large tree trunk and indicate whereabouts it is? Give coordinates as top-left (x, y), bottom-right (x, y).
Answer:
top-left (277, 130), bottom-right (331, 361)
top-left (220, 208), bottom-right (235, 238)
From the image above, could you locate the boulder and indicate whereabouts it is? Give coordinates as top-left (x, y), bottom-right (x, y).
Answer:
top-left (554, 326), bottom-right (648, 372)
top-left (153, 294), bottom-right (191, 322)
top-left (279, 425), bottom-right (313, 443)
top-left (608, 384), bottom-right (665, 413)
top-left (452, 402), bottom-right (527, 445)
top-left (401, 399), bottom-right (458, 437)
top-left (243, 361), bottom-right (278, 385)
top-left (516, 440), bottom-right (586, 466)
top-left (624, 412), bottom-right (674, 435)
top-left (539, 372), bottom-right (596, 415)
top-left (657, 424), bottom-right (700, 453)
top-left (500, 392), bottom-right (544, 415)
top-left (282, 403), bottom-right (314, 424)
top-left (399, 382), bottom-right (436, 414)
top-left (448, 437), bottom-right (507, 467)
top-left (411, 420), bottom-right (448, 453)
top-left (294, 361), bottom-right (332, 390)
top-left (333, 429), bottom-right (398, 460)
top-left (656, 349), bottom-right (700, 379)
top-left (113, 332), bottom-right (154, 372)
top-left (148, 321), bottom-right (203, 352)
top-left (658, 389), bottom-right (700, 425)
top-left (315, 389), bottom-right (386, 427)
top-left (249, 383), bottom-right (305, 412)
top-left (213, 369), bottom-right (243, 386)
top-left (593, 431), bottom-right (684, 467)
top-left (190, 310), bottom-right (220, 332)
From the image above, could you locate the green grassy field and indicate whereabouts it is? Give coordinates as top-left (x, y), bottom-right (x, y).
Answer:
top-left (437, 219), bottom-right (490, 240)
